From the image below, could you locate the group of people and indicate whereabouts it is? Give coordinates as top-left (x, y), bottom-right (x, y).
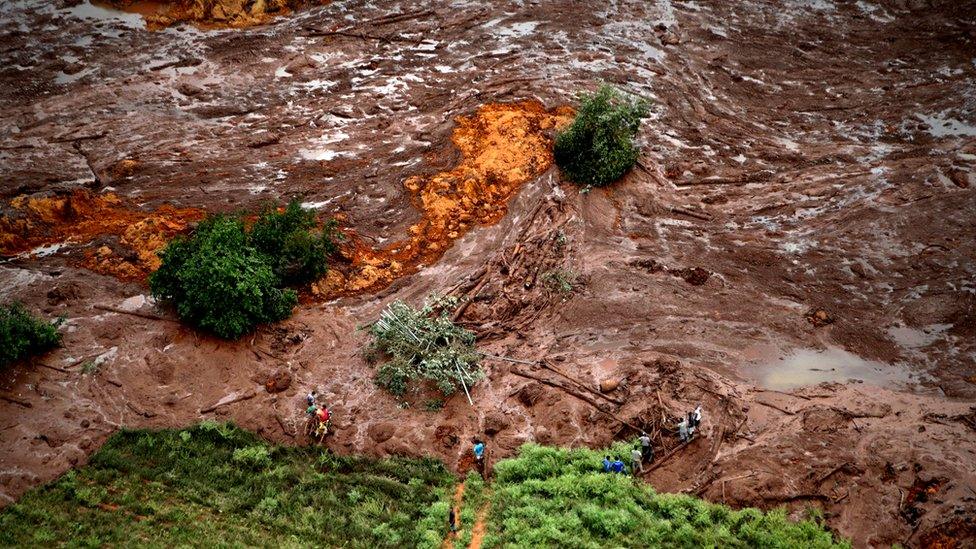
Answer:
top-left (602, 405), bottom-right (704, 476)
top-left (304, 390), bottom-right (332, 443)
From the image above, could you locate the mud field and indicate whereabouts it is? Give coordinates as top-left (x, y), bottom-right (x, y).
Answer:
top-left (1, 0), bottom-right (975, 546)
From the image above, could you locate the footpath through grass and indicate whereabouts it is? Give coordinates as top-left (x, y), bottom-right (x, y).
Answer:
top-left (0, 426), bottom-right (848, 548)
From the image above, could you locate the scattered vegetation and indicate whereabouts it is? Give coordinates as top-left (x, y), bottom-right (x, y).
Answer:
top-left (249, 200), bottom-right (340, 286)
top-left (541, 268), bottom-right (580, 296)
top-left (0, 302), bottom-right (62, 368)
top-left (0, 423), bottom-right (454, 548)
top-left (424, 399), bottom-right (445, 412)
top-left (365, 296), bottom-right (483, 399)
top-left (80, 360), bottom-right (99, 376)
top-left (483, 444), bottom-right (848, 548)
top-left (554, 84), bottom-right (649, 188)
top-left (149, 200), bottom-right (339, 339)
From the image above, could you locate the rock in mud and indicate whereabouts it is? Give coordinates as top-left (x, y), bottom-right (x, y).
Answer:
top-left (367, 422), bottom-right (396, 443)
top-left (806, 308), bottom-right (834, 327)
top-left (483, 411), bottom-right (510, 435)
top-left (257, 369), bottom-right (292, 393)
top-left (515, 382), bottom-right (546, 407)
top-left (599, 378), bottom-right (620, 393)
top-left (678, 267), bottom-right (711, 286)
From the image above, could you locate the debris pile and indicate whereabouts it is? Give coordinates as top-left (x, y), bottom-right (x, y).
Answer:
top-left (101, 0), bottom-right (328, 29)
top-left (314, 101), bottom-right (573, 297)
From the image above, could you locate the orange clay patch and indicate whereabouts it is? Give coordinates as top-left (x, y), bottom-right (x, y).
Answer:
top-left (0, 190), bottom-right (204, 281)
top-left (99, 0), bottom-right (328, 30)
top-left (313, 100), bottom-right (573, 297)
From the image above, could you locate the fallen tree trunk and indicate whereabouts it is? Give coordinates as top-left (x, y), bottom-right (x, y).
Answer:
top-left (200, 390), bottom-right (256, 414)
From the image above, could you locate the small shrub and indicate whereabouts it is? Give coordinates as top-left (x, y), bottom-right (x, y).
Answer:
top-left (149, 215), bottom-right (297, 339)
top-left (249, 200), bottom-right (340, 285)
top-left (541, 269), bottom-right (580, 296)
top-left (366, 296), bottom-right (483, 398)
top-left (80, 360), bottom-right (99, 376)
top-left (554, 84), bottom-right (649, 188)
top-left (424, 399), bottom-right (445, 412)
top-left (232, 446), bottom-right (271, 469)
top-left (0, 303), bottom-right (62, 367)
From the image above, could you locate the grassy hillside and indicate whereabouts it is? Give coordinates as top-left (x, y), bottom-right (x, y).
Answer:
top-left (0, 423), bottom-right (453, 548)
top-left (0, 425), bottom-right (847, 548)
top-left (483, 443), bottom-right (848, 548)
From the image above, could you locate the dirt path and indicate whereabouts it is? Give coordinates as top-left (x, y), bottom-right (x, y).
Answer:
top-left (441, 481), bottom-right (466, 549)
top-left (467, 499), bottom-right (490, 549)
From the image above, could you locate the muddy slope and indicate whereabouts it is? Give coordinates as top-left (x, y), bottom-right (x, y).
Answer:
top-left (1, 0), bottom-right (975, 547)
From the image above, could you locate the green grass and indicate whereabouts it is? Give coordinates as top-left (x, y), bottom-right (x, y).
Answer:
top-left (482, 443), bottom-right (849, 548)
top-left (0, 428), bottom-right (848, 548)
top-left (0, 423), bottom-right (453, 548)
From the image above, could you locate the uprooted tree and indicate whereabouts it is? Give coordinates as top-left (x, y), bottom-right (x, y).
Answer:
top-left (0, 303), bottom-right (63, 368)
top-left (554, 84), bottom-right (649, 188)
top-left (150, 200), bottom-right (339, 339)
top-left (365, 296), bottom-right (483, 401)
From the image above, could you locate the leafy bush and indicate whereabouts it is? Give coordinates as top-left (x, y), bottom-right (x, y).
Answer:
top-left (366, 296), bottom-right (483, 398)
top-left (554, 84), bottom-right (649, 188)
top-left (249, 200), bottom-right (340, 285)
top-left (149, 215), bottom-right (297, 339)
top-left (0, 303), bottom-right (62, 367)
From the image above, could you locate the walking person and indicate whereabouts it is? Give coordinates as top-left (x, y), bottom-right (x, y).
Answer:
top-left (639, 432), bottom-right (653, 463)
top-left (631, 446), bottom-right (643, 475)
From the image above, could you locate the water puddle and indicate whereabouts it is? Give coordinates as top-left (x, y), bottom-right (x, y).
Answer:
top-left (65, 1), bottom-right (146, 27)
top-left (743, 345), bottom-right (916, 391)
top-left (887, 323), bottom-right (951, 349)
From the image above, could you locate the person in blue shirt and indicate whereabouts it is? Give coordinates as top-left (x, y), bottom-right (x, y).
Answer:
top-left (602, 455), bottom-right (612, 473)
top-left (473, 439), bottom-right (487, 477)
top-left (611, 456), bottom-right (626, 474)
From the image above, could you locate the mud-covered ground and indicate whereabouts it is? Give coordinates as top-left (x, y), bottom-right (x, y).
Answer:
top-left (2, 0), bottom-right (975, 546)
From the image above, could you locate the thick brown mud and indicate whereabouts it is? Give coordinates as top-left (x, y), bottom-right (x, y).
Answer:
top-left (1, 1), bottom-right (974, 547)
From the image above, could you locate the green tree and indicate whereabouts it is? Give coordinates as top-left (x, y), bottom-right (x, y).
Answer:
top-left (149, 215), bottom-right (296, 339)
top-left (249, 199), bottom-right (340, 285)
top-left (0, 303), bottom-right (62, 367)
top-left (554, 84), bottom-right (649, 188)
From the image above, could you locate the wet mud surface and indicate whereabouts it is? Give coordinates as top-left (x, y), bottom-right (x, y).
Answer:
top-left (1, 0), bottom-right (975, 546)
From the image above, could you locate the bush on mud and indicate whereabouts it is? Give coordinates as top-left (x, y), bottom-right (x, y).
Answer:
top-left (149, 215), bottom-right (297, 339)
top-left (366, 296), bottom-right (483, 398)
top-left (249, 199), bottom-right (340, 285)
top-left (554, 84), bottom-right (649, 188)
top-left (0, 303), bottom-right (62, 367)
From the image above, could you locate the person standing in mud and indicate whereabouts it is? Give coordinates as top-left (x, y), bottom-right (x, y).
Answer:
top-left (630, 446), bottom-right (643, 475)
top-left (639, 432), bottom-right (653, 463)
top-left (678, 415), bottom-right (690, 442)
top-left (473, 439), bottom-right (486, 477)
